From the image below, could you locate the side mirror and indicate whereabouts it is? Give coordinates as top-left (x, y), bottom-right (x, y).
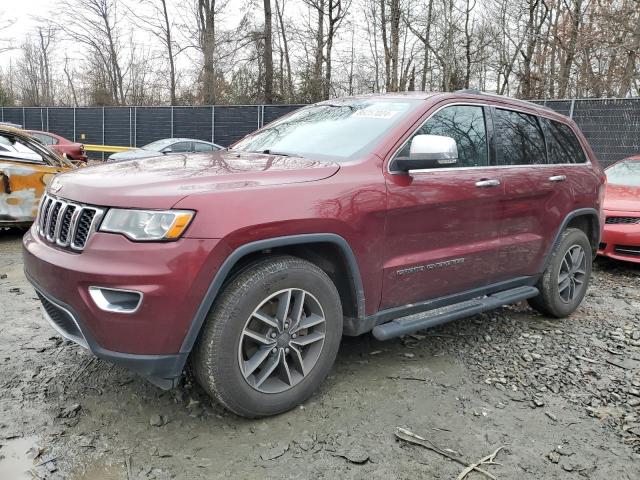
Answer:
top-left (162, 147), bottom-right (173, 154)
top-left (394, 134), bottom-right (458, 171)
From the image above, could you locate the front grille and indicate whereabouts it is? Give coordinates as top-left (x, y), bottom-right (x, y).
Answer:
top-left (36, 194), bottom-right (104, 251)
top-left (614, 245), bottom-right (640, 256)
top-left (36, 292), bottom-right (82, 339)
top-left (606, 216), bottom-right (640, 225)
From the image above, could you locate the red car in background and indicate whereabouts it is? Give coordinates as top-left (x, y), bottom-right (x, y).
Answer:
top-left (27, 130), bottom-right (87, 162)
top-left (598, 155), bottom-right (640, 263)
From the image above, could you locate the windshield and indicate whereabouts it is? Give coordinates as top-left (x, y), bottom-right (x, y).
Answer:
top-left (142, 139), bottom-right (175, 151)
top-left (232, 99), bottom-right (421, 160)
top-left (606, 159), bottom-right (640, 187)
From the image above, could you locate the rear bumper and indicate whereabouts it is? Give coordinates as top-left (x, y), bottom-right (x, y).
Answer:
top-left (597, 214), bottom-right (640, 264)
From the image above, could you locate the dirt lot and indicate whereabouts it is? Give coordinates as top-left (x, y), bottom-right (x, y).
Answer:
top-left (1, 229), bottom-right (639, 480)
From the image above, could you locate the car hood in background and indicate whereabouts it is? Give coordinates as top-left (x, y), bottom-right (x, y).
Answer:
top-left (52, 150), bottom-right (340, 208)
top-left (603, 183), bottom-right (640, 212)
top-left (108, 149), bottom-right (156, 161)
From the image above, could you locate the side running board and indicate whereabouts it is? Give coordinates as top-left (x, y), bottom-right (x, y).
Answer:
top-left (371, 286), bottom-right (539, 341)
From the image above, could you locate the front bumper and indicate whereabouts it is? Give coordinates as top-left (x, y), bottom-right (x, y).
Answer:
top-left (597, 211), bottom-right (640, 264)
top-left (23, 226), bottom-right (228, 387)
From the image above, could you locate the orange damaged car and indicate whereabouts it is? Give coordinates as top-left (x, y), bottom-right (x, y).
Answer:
top-left (598, 155), bottom-right (640, 263)
top-left (0, 125), bottom-right (76, 228)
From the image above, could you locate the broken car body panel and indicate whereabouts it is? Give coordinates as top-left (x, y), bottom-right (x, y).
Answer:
top-left (0, 126), bottom-right (75, 227)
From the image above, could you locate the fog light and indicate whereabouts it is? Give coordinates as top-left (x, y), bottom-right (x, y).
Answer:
top-left (89, 287), bottom-right (143, 314)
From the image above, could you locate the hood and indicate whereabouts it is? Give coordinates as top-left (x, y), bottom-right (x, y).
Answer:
top-left (603, 183), bottom-right (640, 212)
top-left (52, 150), bottom-right (340, 208)
top-left (108, 149), bottom-right (153, 161)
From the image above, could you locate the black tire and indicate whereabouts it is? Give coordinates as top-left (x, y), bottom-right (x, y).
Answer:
top-left (192, 255), bottom-right (342, 418)
top-left (528, 228), bottom-right (592, 318)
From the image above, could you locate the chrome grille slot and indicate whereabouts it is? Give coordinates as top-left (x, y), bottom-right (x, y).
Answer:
top-left (36, 193), bottom-right (103, 252)
top-left (605, 216), bottom-right (640, 225)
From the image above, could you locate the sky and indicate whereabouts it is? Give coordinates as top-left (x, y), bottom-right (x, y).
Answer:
top-left (1, 0), bottom-right (57, 68)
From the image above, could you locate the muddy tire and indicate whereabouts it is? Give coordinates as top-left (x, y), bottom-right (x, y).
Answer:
top-left (528, 228), bottom-right (592, 318)
top-left (192, 255), bottom-right (342, 418)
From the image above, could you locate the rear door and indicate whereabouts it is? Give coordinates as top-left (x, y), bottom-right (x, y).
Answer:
top-left (491, 108), bottom-right (572, 281)
top-left (382, 103), bottom-right (505, 310)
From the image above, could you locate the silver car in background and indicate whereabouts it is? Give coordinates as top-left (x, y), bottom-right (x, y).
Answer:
top-left (107, 138), bottom-right (224, 162)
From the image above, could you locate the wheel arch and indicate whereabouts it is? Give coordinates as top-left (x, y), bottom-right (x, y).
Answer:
top-left (179, 233), bottom-right (365, 355)
top-left (543, 208), bottom-right (600, 271)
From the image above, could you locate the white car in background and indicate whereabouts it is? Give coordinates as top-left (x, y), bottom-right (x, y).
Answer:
top-left (107, 138), bottom-right (224, 162)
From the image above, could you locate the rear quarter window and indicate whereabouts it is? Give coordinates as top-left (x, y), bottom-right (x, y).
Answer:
top-left (541, 119), bottom-right (587, 164)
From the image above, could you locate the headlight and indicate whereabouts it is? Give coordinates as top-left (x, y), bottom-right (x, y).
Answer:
top-left (100, 209), bottom-right (194, 241)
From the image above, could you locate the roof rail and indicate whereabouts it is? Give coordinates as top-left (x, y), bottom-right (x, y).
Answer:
top-left (454, 89), bottom-right (553, 112)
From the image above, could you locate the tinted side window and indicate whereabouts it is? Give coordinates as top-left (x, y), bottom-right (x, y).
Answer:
top-left (542, 119), bottom-right (587, 164)
top-left (396, 105), bottom-right (488, 168)
top-left (171, 142), bottom-right (192, 153)
top-left (194, 142), bottom-right (214, 152)
top-left (494, 109), bottom-right (546, 165)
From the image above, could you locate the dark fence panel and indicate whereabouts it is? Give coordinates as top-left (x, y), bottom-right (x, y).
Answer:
top-left (2, 107), bottom-right (23, 126)
top-left (541, 98), bottom-right (640, 167)
top-left (1, 99), bottom-right (636, 165)
top-left (47, 108), bottom-right (74, 141)
top-left (104, 107), bottom-right (131, 147)
top-left (24, 108), bottom-right (44, 131)
top-left (263, 105), bottom-right (304, 125)
top-left (75, 108), bottom-right (103, 144)
top-left (173, 107), bottom-right (213, 143)
top-left (136, 107), bottom-right (172, 147)
top-left (214, 106), bottom-right (260, 147)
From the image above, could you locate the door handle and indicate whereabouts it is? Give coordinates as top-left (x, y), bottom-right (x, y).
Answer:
top-left (475, 179), bottom-right (500, 188)
top-left (549, 175), bottom-right (566, 182)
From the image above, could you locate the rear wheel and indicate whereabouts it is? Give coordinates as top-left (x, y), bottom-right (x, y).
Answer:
top-left (192, 255), bottom-right (342, 417)
top-left (528, 228), bottom-right (592, 318)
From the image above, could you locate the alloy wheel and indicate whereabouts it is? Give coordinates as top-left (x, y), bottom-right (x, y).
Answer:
top-left (238, 288), bottom-right (326, 394)
top-left (557, 244), bottom-right (587, 303)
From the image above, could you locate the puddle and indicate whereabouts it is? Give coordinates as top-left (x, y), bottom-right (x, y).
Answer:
top-left (69, 463), bottom-right (125, 480)
top-left (0, 436), bottom-right (38, 480)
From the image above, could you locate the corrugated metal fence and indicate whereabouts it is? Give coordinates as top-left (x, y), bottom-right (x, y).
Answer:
top-left (1, 98), bottom-right (638, 166)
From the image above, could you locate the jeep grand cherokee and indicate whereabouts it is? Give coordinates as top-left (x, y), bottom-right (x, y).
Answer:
top-left (23, 91), bottom-right (605, 417)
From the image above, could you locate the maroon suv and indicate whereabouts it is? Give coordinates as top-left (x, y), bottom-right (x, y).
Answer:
top-left (23, 91), bottom-right (605, 417)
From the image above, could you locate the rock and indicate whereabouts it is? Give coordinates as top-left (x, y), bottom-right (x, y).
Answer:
top-left (547, 451), bottom-right (560, 463)
top-left (342, 446), bottom-right (369, 464)
top-left (0, 273), bottom-right (7, 279)
top-left (9, 287), bottom-right (20, 293)
top-left (261, 442), bottom-right (289, 461)
top-left (150, 414), bottom-right (164, 427)
top-left (402, 353), bottom-right (415, 359)
top-left (59, 403), bottom-right (81, 418)
top-left (545, 411), bottom-right (557, 422)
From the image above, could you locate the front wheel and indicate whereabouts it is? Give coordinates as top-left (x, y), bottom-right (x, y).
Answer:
top-left (528, 228), bottom-right (592, 318)
top-left (192, 255), bottom-right (343, 418)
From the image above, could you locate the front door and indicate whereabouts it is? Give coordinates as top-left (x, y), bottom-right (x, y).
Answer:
top-left (381, 104), bottom-right (504, 310)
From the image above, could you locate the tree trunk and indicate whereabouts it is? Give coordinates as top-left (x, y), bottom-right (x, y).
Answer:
top-left (263, 0), bottom-right (274, 103)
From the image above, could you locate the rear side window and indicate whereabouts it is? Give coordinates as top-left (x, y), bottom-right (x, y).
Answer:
top-left (542, 119), bottom-right (587, 164)
top-left (194, 142), bottom-right (215, 152)
top-left (494, 109), bottom-right (546, 165)
top-left (395, 105), bottom-right (488, 168)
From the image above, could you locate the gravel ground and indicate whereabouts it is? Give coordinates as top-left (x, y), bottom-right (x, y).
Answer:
top-left (1, 228), bottom-right (639, 480)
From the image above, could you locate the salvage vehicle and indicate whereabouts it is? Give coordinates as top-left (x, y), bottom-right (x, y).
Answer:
top-left (23, 91), bottom-right (604, 417)
top-left (1, 126), bottom-right (75, 227)
top-left (27, 130), bottom-right (88, 162)
top-left (107, 138), bottom-right (223, 162)
top-left (598, 155), bottom-right (640, 263)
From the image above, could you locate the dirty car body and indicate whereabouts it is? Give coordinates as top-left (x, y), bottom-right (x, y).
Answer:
top-left (0, 126), bottom-right (76, 227)
top-left (23, 92), bottom-right (604, 417)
